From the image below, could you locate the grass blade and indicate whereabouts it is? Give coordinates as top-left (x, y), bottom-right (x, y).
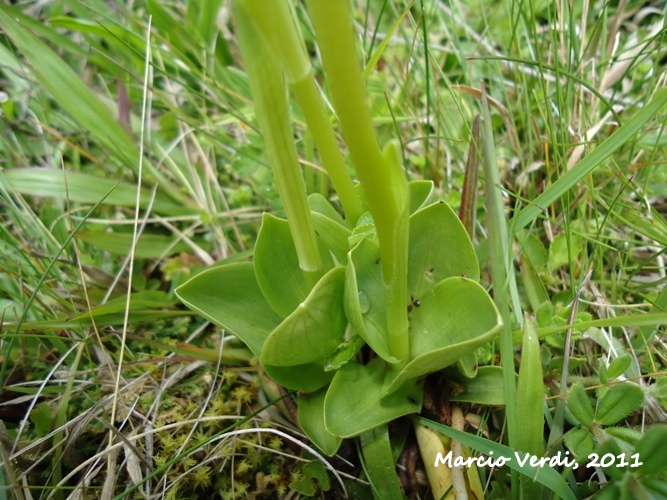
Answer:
top-left (513, 88), bottom-right (667, 231)
top-left (0, 168), bottom-right (193, 216)
top-left (0, 5), bottom-right (183, 203)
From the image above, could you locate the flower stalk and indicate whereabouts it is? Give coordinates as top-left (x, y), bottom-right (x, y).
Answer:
top-left (235, 0), bottom-right (323, 289)
top-left (306, 0), bottom-right (410, 364)
top-left (243, 0), bottom-right (363, 225)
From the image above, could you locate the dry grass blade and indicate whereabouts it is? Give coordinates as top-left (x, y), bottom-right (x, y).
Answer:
top-left (107, 15), bottom-right (153, 495)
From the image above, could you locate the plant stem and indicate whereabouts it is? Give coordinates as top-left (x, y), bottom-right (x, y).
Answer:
top-left (244, 0), bottom-right (363, 225)
top-left (235, 0), bottom-right (323, 288)
top-left (306, 0), bottom-right (410, 364)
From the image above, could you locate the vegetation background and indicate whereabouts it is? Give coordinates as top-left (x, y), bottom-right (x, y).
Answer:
top-left (0, 0), bottom-right (665, 498)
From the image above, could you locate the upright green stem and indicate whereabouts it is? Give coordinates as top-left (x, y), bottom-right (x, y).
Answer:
top-left (235, 1), bottom-right (323, 288)
top-left (244, 0), bottom-right (363, 225)
top-left (306, 0), bottom-right (410, 364)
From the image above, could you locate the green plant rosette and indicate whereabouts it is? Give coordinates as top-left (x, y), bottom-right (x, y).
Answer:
top-left (176, 190), bottom-right (502, 453)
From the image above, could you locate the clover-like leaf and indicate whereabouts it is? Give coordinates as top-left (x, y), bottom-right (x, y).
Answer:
top-left (564, 427), bottom-right (595, 460)
top-left (261, 266), bottom-right (347, 366)
top-left (324, 357), bottom-right (423, 438)
top-left (635, 425), bottom-right (667, 476)
top-left (595, 382), bottom-right (645, 426)
top-left (408, 202), bottom-right (480, 300)
top-left (385, 277), bottom-right (501, 394)
top-left (568, 382), bottom-right (594, 427)
top-left (175, 262), bottom-right (281, 357)
top-left (606, 355), bottom-right (632, 380)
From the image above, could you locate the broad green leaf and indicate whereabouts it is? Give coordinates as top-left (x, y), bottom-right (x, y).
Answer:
top-left (343, 238), bottom-right (398, 364)
top-left (297, 390), bottom-right (343, 456)
top-left (360, 425), bottom-right (403, 499)
top-left (568, 383), bottom-right (594, 427)
top-left (76, 231), bottom-right (204, 259)
top-left (450, 366), bottom-right (506, 405)
top-left (254, 214), bottom-right (309, 318)
top-left (635, 425), bottom-right (667, 476)
top-left (289, 477), bottom-right (316, 497)
top-left (348, 211), bottom-right (377, 248)
top-left (408, 202), bottom-right (480, 300)
top-left (513, 87), bottom-right (667, 231)
top-left (264, 363), bottom-right (332, 393)
top-left (416, 416), bottom-right (577, 500)
top-left (175, 263), bottom-right (281, 357)
top-left (324, 358), bottom-right (422, 438)
top-left (0, 168), bottom-right (191, 216)
top-left (595, 439), bottom-right (626, 481)
top-left (311, 212), bottom-right (351, 264)
top-left (408, 180), bottom-right (435, 214)
top-left (308, 193), bottom-right (346, 226)
top-left (595, 382), bottom-right (645, 426)
top-left (387, 277), bottom-right (502, 394)
top-left (261, 267), bottom-right (347, 366)
top-left (516, 315), bottom-right (544, 499)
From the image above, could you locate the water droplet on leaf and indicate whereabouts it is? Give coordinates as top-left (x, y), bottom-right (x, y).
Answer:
top-left (358, 291), bottom-right (370, 313)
